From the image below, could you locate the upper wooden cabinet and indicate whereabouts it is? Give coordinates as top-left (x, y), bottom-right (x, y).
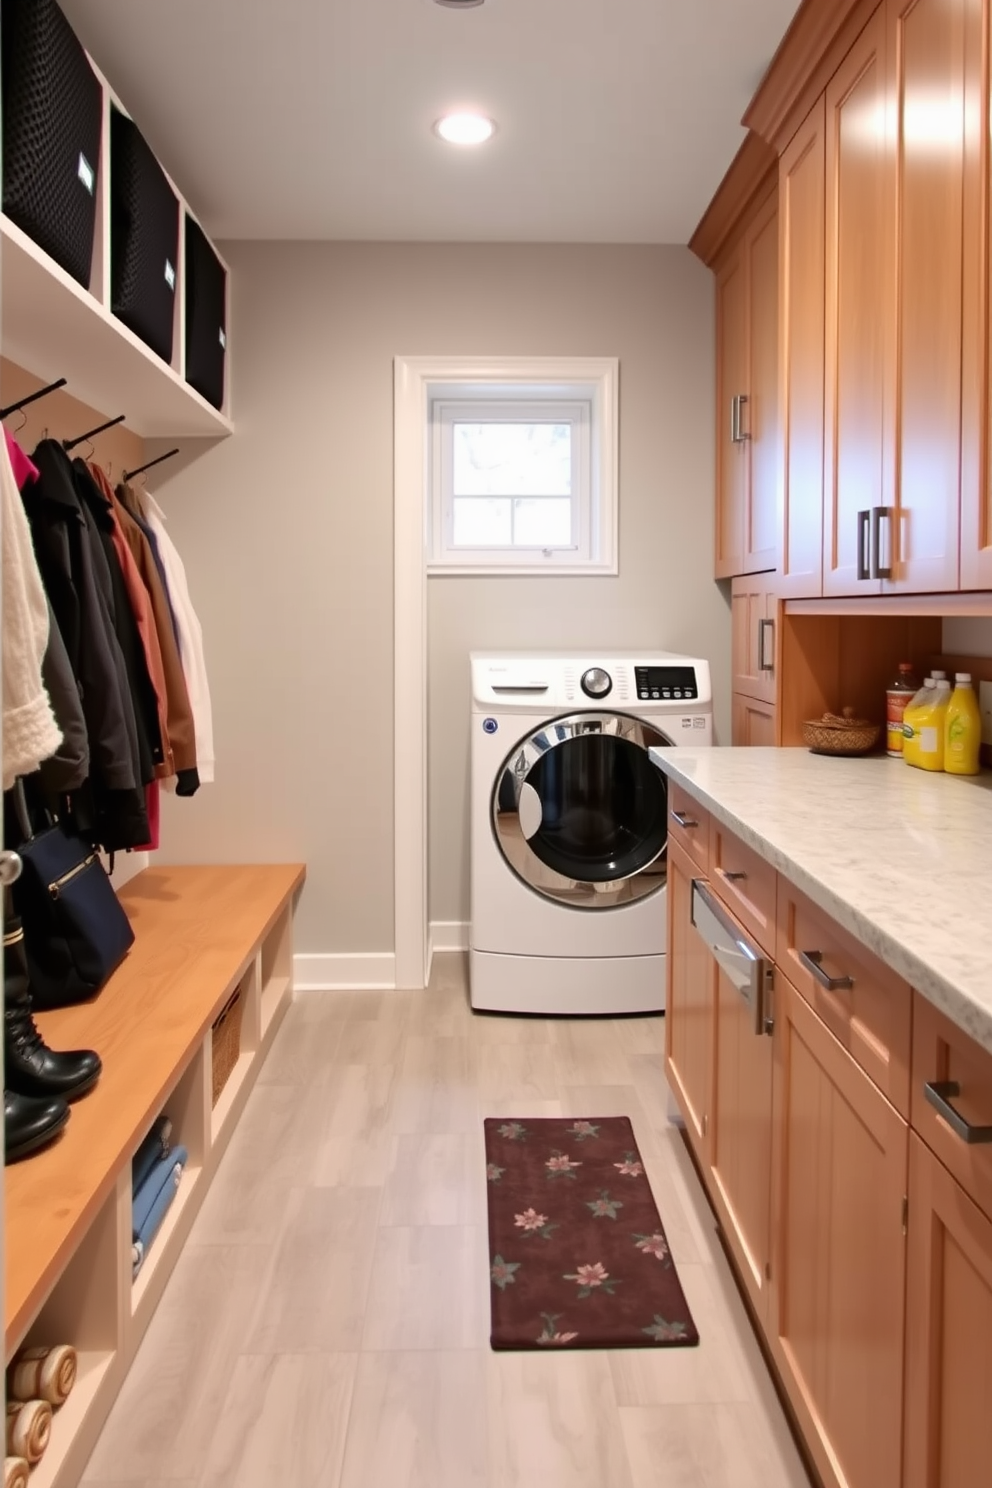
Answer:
top-left (962, 0), bottom-right (992, 588)
top-left (779, 97), bottom-right (827, 597)
top-left (885, 0), bottom-right (976, 593)
top-left (822, 6), bottom-right (893, 597)
top-left (714, 188), bottom-right (780, 579)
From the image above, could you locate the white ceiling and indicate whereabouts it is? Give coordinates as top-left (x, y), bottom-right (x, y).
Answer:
top-left (61, 0), bottom-right (799, 244)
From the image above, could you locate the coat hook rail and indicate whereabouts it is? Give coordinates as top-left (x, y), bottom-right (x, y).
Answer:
top-left (122, 447), bottom-right (180, 483)
top-left (63, 414), bottom-right (126, 452)
top-left (0, 377), bottom-right (68, 420)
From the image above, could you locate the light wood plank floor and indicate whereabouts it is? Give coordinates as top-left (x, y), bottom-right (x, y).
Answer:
top-left (82, 954), bottom-right (812, 1488)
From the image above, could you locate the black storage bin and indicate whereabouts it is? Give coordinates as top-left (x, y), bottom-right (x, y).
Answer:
top-left (1, 0), bottom-right (102, 287)
top-left (110, 105), bottom-right (178, 363)
top-left (185, 215), bottom-right (227, 410)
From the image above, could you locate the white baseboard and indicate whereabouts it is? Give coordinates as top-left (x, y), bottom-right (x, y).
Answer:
top-left (293, 952), bottom-right (397, 992)
top-left (430, 921), bottom-right (469, 953)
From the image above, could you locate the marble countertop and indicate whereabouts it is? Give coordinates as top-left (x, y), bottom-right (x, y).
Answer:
top-left (649, 747), bottom-right (992, 1054)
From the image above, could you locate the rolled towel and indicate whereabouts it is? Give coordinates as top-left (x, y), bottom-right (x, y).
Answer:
top-left (4, 1457), bottom-right (30, 1488)
top-left (132, 1147), bottom-right (187, 1237)
top-left (133, 1165), bottom-right (183, 1279)
top-left (8, 1345), bottom-right (77, 1407)
top-left (132, 1116), bottom-right (173, 1195)
top-left (5, 1400), bottom-right (51, 1465)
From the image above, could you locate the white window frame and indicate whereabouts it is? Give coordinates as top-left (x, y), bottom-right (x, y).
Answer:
top-left (424, 358), bottom-right (618, 576)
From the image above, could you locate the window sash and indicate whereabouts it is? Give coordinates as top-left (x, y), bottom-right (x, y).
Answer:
top-left (431, 398), bottom-right (593, 565)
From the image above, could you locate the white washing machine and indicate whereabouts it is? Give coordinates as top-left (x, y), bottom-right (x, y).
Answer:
top-left (469, 651), bottom-right (713, 1016)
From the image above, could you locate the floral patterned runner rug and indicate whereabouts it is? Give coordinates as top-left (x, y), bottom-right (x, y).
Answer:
top-left (484, 1116), bottom-right (699, 1351)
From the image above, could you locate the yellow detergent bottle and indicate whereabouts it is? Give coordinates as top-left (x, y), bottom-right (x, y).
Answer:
top-left (945, 672), bottom-right (982, 776)
top-left (902, 673), bottom-right (941, 767)
top-left (916, 680), bottom-right (952, 772)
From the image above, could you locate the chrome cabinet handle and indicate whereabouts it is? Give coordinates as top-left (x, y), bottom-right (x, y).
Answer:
top-left (872, 505), bottom-right (892, 579)
top-left (924, 1081), bottom-right (992, 1144)
top-left (799, 949), bottom-right (853, 992)
top-left (723, 870), bottom-right (748, 883)
top-left (671, 810), bottom-right (699, 830)
top-left (758, 618), bottom-right (775, 672)
top-left (737, 393), bottom-right (751, 441)
top-left (857, 509), bottom-right (872, 580)
top-left (731, 395), bottom-right (740, 444)
top-left (0, 850), bottom-right (23, 886)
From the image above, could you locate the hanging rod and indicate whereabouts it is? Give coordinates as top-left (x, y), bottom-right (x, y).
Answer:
top-left (63, 414), bottom-right (126, 452)
top-left (0, 377), bottom-right (68, 420)
top-left (122, 447), bottom-right (180, 483)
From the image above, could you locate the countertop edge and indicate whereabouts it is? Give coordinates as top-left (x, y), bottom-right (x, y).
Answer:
top-left (652, 749), bottom-right (992, 1055)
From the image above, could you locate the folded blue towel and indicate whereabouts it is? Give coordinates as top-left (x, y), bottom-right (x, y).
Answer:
top-left (132, 1146), bottom-right (188, 1236)
top-left (132, 1116), bottom-right (173, 1195)
top-left (132, 1163), bottom-right (183, 1278)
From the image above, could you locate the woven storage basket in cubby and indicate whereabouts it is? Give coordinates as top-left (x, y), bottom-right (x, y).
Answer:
top-left (211, 984), bottom-right (244, 1106)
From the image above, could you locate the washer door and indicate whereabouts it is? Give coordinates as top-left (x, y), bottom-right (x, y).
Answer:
top-left (492, 712), bottom-right (672, 909)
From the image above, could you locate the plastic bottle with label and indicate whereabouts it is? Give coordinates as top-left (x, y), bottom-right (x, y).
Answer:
top-left (902, 672), bottom-right (944, 767)
top-left (944, 673), bottom-right (982, 776)
top-left (915, 679), bottom-right (952, 772)
top-left (886, 662), bottom-right (919, 757)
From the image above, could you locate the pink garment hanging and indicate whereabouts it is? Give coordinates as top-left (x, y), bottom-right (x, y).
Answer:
top-left (133, 780), bottom-right (160, 852)
top-left (5, 431), bottom-right (39, 490)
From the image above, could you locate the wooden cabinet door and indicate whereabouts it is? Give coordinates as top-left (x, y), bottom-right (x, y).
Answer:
top-left (823, 8), bottom-right (893, 597)
top-left (732, 693), bottom-right (777, 746)
top-left (664, 841), bottom-right (714, 1161)
top-left (744, 192), bottom-right (779, 574)
top-left (884, 0), bottom-right (969, 593)
top-left (732, 577), bottom-right (777, 705)
top-left (904, 1133), bottom-right (992, 1488)
top-left (960, 0), bottom-right (990, 589)
top-left (709, 953), bottom-right (774, 1323)
top-left (779, 96), bottom-right (826, 598)
top-left (716, 244), bottom-right (749, 578)
top-left (770, 975), bottom-right (908, 1488)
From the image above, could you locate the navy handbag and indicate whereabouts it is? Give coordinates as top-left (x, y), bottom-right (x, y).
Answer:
top-left (11, 782), bottom-right (135, 1010)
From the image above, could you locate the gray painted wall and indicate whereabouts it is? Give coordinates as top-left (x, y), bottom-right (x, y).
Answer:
top-left (154, 242), bottom-right (728, 955)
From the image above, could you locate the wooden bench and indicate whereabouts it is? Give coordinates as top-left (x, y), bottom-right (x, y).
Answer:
top-left (4, 862), bottom-right (305, 1488)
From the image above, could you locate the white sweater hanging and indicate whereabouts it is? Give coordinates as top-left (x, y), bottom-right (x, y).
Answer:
top-left (1, 432), bottom-right (62, 789)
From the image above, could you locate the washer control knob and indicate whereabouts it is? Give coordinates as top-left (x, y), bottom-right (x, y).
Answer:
top-left (580, 667), bottom-right (612, 699)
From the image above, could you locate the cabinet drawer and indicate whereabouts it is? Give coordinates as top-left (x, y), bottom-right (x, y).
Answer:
top-left (777, 881), bottom-right (911, 1116)
top-left (668, 783), bottom-right (709, 873)
top-left (707, 819), bottom-right (776, 957)
top-left (912, 994), bottom-right (992, 1224)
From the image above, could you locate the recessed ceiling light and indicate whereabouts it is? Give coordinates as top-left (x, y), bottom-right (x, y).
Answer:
top-left (434, 113), bottom-right (496, 145)
top-left (434, 0), bottom-right (485, 7)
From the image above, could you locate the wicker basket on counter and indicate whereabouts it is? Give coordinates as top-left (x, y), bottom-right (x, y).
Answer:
top-left (802, 708), bottom-right (882, 756)
top-left (211, 984), bottom-right (244, 1106)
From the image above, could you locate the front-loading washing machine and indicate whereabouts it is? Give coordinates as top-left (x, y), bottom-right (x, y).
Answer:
top-left (469, 651), bottom-right (713, 1016)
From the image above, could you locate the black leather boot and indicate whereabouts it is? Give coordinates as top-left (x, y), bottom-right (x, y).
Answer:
top-left (5, 1088), bottom-right (69, 1162)
top-left (4, 919), bottom-right (102, 1101)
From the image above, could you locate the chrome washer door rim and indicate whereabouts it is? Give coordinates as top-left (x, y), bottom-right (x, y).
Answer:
top-left (491, 711), bottom-right (672, 909)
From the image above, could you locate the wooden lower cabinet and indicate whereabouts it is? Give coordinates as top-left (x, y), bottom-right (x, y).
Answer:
top-left (903, 1132), bottom-right (992, 1488)
top-left (769, 974), bottom-right (908, 1488)
top-left (732, 691), bottom-right (777, 745)
top-left (664, 842), bottom-right (714, 1160)
top-left (709, 958), bottom-right (774, 1323)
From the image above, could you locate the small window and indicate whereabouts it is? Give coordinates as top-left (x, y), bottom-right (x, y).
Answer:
top-left (426, 361), bottom-right (618, 575)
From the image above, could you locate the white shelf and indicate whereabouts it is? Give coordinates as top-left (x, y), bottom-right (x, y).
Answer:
top-left (130, 1164), bottom-right (203, 1321)
top-left (26, 1350), bottom-right (118, 1488)
top-left (1, 214), bottom-right (232, 439)
top-left (210, 1051), bottom-right (255, 1144)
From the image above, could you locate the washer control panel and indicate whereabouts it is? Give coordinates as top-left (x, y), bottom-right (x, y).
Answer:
top-left (635, 665), bottom-right (699, 702)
